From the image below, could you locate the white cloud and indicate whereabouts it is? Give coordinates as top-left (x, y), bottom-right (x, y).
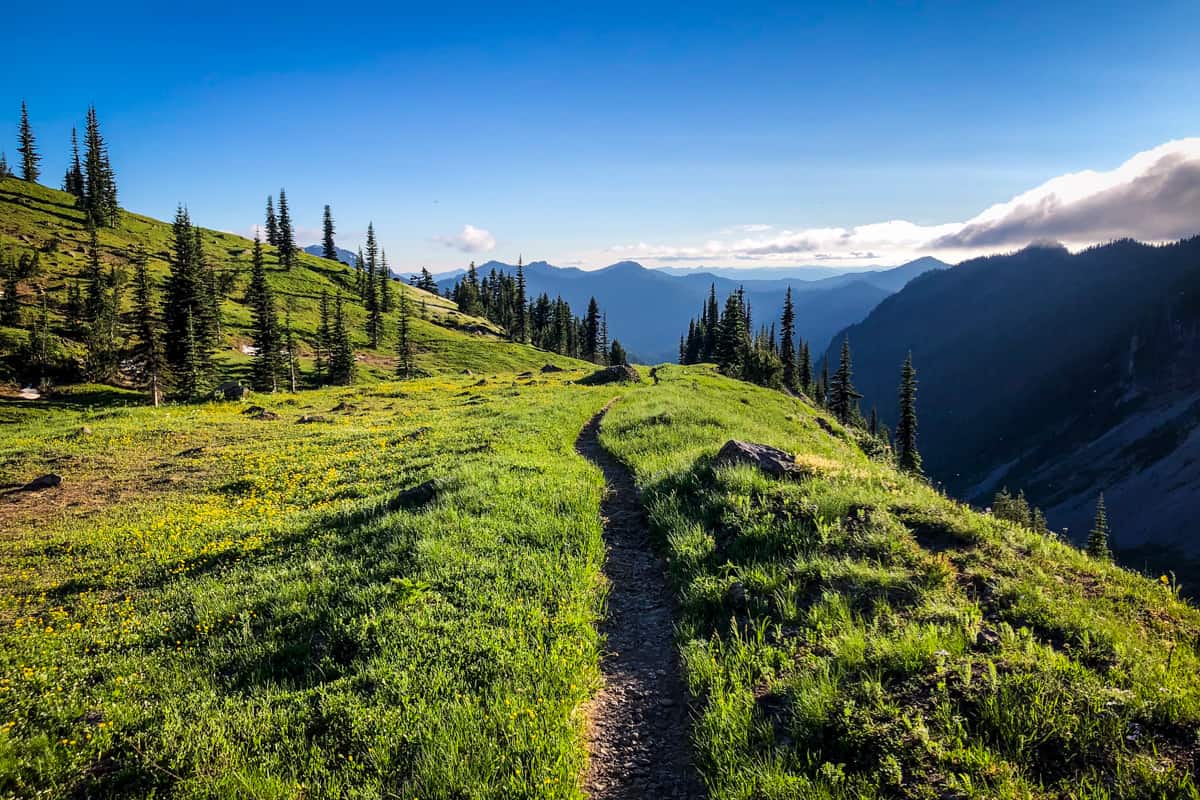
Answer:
top-left (607, 138), bottom-right (1200, 266)
top-left (436, 224), bottom-right (496, 253)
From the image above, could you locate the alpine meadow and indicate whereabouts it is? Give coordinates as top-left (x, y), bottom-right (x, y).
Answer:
top-left (3, 4), bottom-right (1200, 798)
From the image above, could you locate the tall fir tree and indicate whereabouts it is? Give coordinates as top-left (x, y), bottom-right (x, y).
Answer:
top-left (283, 311), bottom-right (298, 392)
top-left (363, 223), bottom-right (382, 346)
top-left (83, 107), bottom-right (119, 226)
top-left (163, 206), bottom-right (212, 398)
top-left (321, 204), bottom-right (337, 260)
top-left (194, 227), bottom-right (221, 345)
top-left (247, 235), bottom-right (282, 392)
top-left (17, 101), bottom-right (40, 183)
top-left (276, 188), bottom-right (296, 269)
top-left (896, 352), bottom-right (922, 474)
top-left (1086, 493), bottom-right (1112, 561)
top-left (780, 287), bottom-right (796, 391)
top-left (131, 247), bottom-right (165, 405)
top-left (0, 153), bottom-right (11, 179)
top-left (396, 287), bottom-right (414, 379)
top-left (828, 337), bottom-right (863, 425)
top-left (610, 339), bottom-right (628, 366)
top-left (583, 297), bottom-right (602, 362)
top-left (83, 218), bottom-right (107, 324)
top-left (315, 290), bottom-right (331, 383)
top-left (515, 256), bottom-right (528, 342)
top-left (328, 291), bottom-right (356, 385)
top-left (264, 196), bottom-right (279, 246)
top-left (379, 249), bottom-right (393, 313)
top-left (63, 128), bottom-right (85, 200)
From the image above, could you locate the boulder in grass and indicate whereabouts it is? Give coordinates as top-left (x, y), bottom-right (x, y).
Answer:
top-left (540, 364), bottom-right (566, 373)
top-left (713, 440), bottom-right (809, 480)
top-left (577, 364), bottom-right (640, 385)
top-left (21, 473), bottom-right (62, 491)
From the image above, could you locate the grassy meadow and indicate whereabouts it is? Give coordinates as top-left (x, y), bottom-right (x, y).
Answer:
top-left (0, 368), bottom-right (636, 798)
top-left (602, 365), bottom-right (1200, 799)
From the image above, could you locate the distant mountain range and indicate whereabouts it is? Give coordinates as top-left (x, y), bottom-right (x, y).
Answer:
top-left (303, 244), bottom-right (356, 267)
top-left (657, 265), bottom-right (864, 280)
top-left (436, 257), bottom-right (947, 363)
top-left (824, 238), bottom-right (1200, 564)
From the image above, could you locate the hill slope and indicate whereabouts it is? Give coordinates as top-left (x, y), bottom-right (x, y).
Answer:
top-left (823, 239), bottom-right (1200, 559)
top-left (0, 177), bottom-right (583, 386)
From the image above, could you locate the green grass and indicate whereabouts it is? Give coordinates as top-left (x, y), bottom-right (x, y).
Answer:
top-left (0, 177), bottom-right (584, 385)
top-left (0, 368), bottom-right (635, 798)
top-left (600, 365), bottom-right (1200, 800)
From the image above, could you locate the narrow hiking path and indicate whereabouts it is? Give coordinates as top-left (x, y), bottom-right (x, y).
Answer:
top-left (575, 400), bottom-right (704, 799)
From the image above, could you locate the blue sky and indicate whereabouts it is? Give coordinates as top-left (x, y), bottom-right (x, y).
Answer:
top-left (5, 1), bottom-right (1199, 270)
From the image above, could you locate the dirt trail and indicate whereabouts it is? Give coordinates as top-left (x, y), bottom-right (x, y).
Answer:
top-left (575, 400), bottom-right (704, 799)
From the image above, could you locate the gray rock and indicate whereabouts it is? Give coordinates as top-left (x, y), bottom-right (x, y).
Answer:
top-left (713, 440), bottom-right (808, 479)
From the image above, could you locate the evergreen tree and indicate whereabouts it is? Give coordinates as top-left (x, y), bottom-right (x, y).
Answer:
top-left (798, 340), bottom-right (813, 395)
top-left (598, 313), bottom-right (610, 365)
top-left (247, 235), bottom-right (282, 391)
top-left (868, 407), bottom-right (879, 436)
top-left (354, 248), bottom-right (365, 297)
top-left (716, 290), bottom-right (748, 372)
top-left (703, 284), bottom-right (719, 360)
top-left (163, 206), bottom-right (212, 398)
top-left (65, 281), bottom-right (83, 334)
top-left (583, 297), bottom-right (602, 362)
top-left (194, 227), bottom-right (221, 345)
top-left (84, 259), bottom-right (121, 383)
top-left (83, 107), bottom-right (119, 226)
top-left (818, 359), bottom-right (829, 407)
top-left (780, 287), bottom-right (796, 391)
top-left (396, 287), bottom-right (414, 379)
top-left (284, 311), bottom-right (298, 392)
top-left (63, 128), bottom-right (85, 200)
top-left (25, 290), bottom-right (52, 381)
top-left (276, 189), bottom-right (296, 268)
top-left (328, 291), bottom-right (356, 385)
top-left (315, 290), bottom-right (331, 383)
top-left (1, 271), bottom-right (19, 326)
top-left (896, 352), bottom-right (922, 474)
top-left (379, 249), bottom-right (393, 313)
top-left (1086, 493), bottom-right (1111, 561)
top-left (83, 219), bottom-right (107, 324)
top-left (17, 101), bottom-right (40, 183)
top-left (363, 223), bottom-right (382, 346)
top-left (131, 247), bottom-right (165, 405)
top-left (265, 196), bottom-right (279, 246)
top-left (610, 339), bottom-right (628, 366)
top-left (828, 337), bottom-right (863, 425)
top-left (515, 257), bottom-right (528, 342)
top-left (321, 204), bottom-right (337, 260)
top-left (0, 153), bottom-right (11, 179)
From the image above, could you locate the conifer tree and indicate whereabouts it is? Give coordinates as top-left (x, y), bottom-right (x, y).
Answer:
top-left (896, 352), bottom-right (922, 474)
top-left (17, 101), bottom-right (40, 183)
top-left (276, 189), bottom-right (296, 269)
top-left (194, 227), bottom-right (221, 345)
top-left (131, 247), bottom-right (165, 405)
top-left (284, 311), bottom-right (298, 392)
top-left (868, 407), bottom-right (879, 436)
top-left (83, 107), bottom-right (119, 226)
top-left (83, 219), bottom-right (106, 324)
top-left (1, 270), bottom-right (20, 326)
top-left (798, 340), bottom-right (812, 395)
top-left (363, 223), bottom-right (382, 346)
top-left (0, 153), bottom-right (11, 179)
top-left (599, 313), bottom-right (610, 365)
top-left (515, 256), bottom-right (528, 342)
top-left (65, 281), bottom-right (83, 334)
top-left (25, 290), bottom-right (52, 381)
top-left (716, 290), bottom-right (748, 372)
top-left (396, 287), bottom-right (414, 379)
top-left (829, 337), bottom-right (863, 425)
top-left (583, 297), bottom-right (602, 362)
top-left (780, 287), bottom-right (796, 391)
top-left (84, 259), bottom-right (121, 383)
top-left (315, 289), bottom-right (331, 383)
top-left (354, 248), bottom-right (365, 297)
top-left (321, 205), bottom-right (337, 260)
top-left (610, 340), bottom-right (628, 366)
top-left (328, 291), bottom-right (356, 385)
top-left (63, 128), bottom-right (85, 200)
top-left (247, 235), bottom-right (282, 392)
top-left (379, 249), bottom-right (393, 313)
top-left (163, 206), bottom-right (212, 398)
top-left (1087, 493), bottom-right (1111, 561)
top-left (265, 196), bottom-right (279, 246)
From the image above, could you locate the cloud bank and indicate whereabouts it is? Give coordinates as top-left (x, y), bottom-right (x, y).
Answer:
top-left (436, 224), bottom-right (496, 253)
top-left (609, 139), bottom-right (1200, 266)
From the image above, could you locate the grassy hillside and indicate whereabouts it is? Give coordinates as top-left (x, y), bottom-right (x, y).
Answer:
top-left (0, 177), bottom-right (583, 385)
top-left (602, 366), bottom-right (1200, 799)
top-left (0, 368), bottom-right (627, 798)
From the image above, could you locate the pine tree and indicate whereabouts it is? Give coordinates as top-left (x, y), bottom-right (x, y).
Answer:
top-left (829, 337), bottom-right (863, 425)
top-left (178, 312), bottom-right (203, 400)
top-left (780, 287), bottom-right (796, 391)
top-left (265, 196), bottom-right (279, 246)
top-left (363, 223), bottom-right (382, 346)
top-left (328, 292), bottom-right (356, 385)
top-left (163, 206), bottom-right (212, 398)
top-left (703, 284), bottom-right (719, 360)
top-left (284, 311), bottom-right (298, 392)
top-left (17, 101), bottom-right (40, 183)
top-left (513, 257), bottom-right (528, 342)
top-left (322, 205), bottom-right (337, 260)
top-left (1086, 493), bottom-right (1111, 561)
top-left (610, 339), bottom-right (628, 366)
top-left (83, 107), bottom-right (119, 227)
top-left (716, 290), bottom-right (748, 372)
top-left (64, 128), bottom-right (85, 200)
top-left (379, 249), bottom-right (393, 313)
top-left (131, 247), bottom-right (165, 405)
top-left (896, 352), bottom-right (922, 474)
top-left (584, 297), bottom-right (602, 362)
top-left (194, 227), bottom-right (221, 346)
top-left (247, 235), bottom-right (282, 392)
top-left (83, 219), bottom-right (107, 324)
top-left (0, 153), bottom-right (11, 179)
top-left (868, 407), bottom-right (879, 436)
top-left (798, 340), bottom-right (812, 395)
top-left (396, 287), bottom-right (414, 379)
top-left (276, 189), bottom-right (296, 269)
top-left (315, 290), bottom-right (331, 383)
